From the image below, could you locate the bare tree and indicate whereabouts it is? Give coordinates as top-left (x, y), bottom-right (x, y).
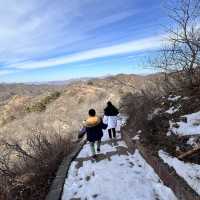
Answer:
top-left (153, 0), bottom-right (200, 88)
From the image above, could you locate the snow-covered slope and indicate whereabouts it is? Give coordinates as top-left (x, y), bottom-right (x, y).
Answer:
top-left (159, 150), bottom-right (200, 195)
top-left (170, 111), bottom-right (200, 136)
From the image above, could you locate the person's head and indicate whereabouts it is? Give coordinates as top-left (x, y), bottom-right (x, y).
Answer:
top-left (88, 109), bottom-right (96, 117)
top-left (107, 101), bottom-right (112, 106)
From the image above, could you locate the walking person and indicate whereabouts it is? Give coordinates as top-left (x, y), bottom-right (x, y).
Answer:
top-left (79, 109), bottom-right (107, 159)
top-left (104, 101), bottom-right (119, 139)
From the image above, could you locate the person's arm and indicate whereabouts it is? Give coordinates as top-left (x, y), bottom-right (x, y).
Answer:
top-left (102, 115), bottom-right (108, 124)
top-left (100, 118), bottom-right (108, 130)
top-left (78, 126), bottom-right (86, 139)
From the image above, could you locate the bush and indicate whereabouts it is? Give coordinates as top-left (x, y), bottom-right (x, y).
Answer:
top-left (41, 91), bottom-right (61, 105)
top-left (0, 131), bottom-right (73, 200)
top-left (121, 90), bottom-right (159, 134)
top-left (26, 102), bottom-right (46, 112)
top-left (25, 91), bottom-right (61, 113)
top-left (87, 81), bottom-right (94, 86)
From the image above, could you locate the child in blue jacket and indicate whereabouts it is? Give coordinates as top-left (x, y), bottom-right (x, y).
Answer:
top-left (79, 109), bottom-right (107, 158)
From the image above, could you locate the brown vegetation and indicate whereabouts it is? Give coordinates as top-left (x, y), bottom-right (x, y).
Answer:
top-left (0, 74), bottom-right (157, 199)
top-left (122, 76), bottom-right (200, 157)
top-left (0, 131), bottom-right (72, 200)
top-left (25, 91), bottom-right (61, 113)
top-left (1, 72), bottom-right (192, 200)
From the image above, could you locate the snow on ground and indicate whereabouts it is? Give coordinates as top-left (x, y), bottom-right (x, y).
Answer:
top-left (62, 149), bottom-right (177, 200)
top-left (132, 135), bottom-right (140, 141)
top-left (159, 150), bottom-right (200, 195)
top-left (168, 95), bottom-right (181, 101)
top-left (147, 108), bottom-right (162, 121)
top-left (187, 137), bottom-right (199, 148)
top-left (165, 105), bottom-right (181, 114)
top-left (62, 120), bottom-right (177, 200)
top-left (119, 115), bottom-right (128, 127)
top-left (167, 130), bottom-right (172, 136)
top-left (169, 111), bottom-right (200, 136)
top-left (77, 140), bottom-right (127, 159)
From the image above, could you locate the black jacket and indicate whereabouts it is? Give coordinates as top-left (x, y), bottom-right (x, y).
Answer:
top-left (86, 120), bottom-right (107, 142)
top-left (104, 104), bottom-right (119, 116)
top-left (79, 116), bottom-right (107, 142)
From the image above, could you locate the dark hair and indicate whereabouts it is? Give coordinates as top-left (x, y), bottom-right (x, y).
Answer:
top-left (107, 101), bottom-right (112, 106)
top-left (88, 109), bottom-right (96, 116)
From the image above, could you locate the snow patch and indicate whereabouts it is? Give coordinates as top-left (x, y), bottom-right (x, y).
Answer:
top-left (169, 111), bottom-right (200, 136)
top-left (168, 95), bottom-right (181, 101)
top-left (147, 108), bottom-right (162, 120)
top-left (132, 135), bottom-right (140, 140)
top-left (159, 150), bottom-right (200, 195)
top-left (153, 108), bottom-right (162, 115)
top-left (182, 97), bottom-right (189, 100)
top-left (167, 130), bottom-right (172, 136)
top-left (187, 137), bottom-right (200, 148)
top-left (166, 105), bottom-right (181, 114)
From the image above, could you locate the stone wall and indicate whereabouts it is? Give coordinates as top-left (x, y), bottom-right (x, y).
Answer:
top-left (45, 140), bottom-right (86, 200)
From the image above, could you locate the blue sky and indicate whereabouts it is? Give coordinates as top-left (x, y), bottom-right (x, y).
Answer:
top-left (0, 0), bottom-right (170, 83)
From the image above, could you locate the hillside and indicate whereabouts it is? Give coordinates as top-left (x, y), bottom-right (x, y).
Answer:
top-left (0, 74), bottom-right (158, 143)
top-left (1, 73), bottom-right (200, 200)
top-left (0, 73), bottom-right (166, 200)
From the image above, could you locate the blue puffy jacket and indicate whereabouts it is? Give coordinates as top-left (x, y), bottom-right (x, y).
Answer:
top-left (85, 116), bottom-right (107, 142)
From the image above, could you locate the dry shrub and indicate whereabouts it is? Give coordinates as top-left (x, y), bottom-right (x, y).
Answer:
top-left (121, 77), bottom-right (200, 155)
top-left (121, 88), bottom-right (160, 135)
top-left (163, 69), bottom-right (200, 97)
top-left (0, 131), bottom-right (72, 200)
top-left (25, 91), bottom-right (61, 113)
top-left (87, 81), bottom-right (94, 86)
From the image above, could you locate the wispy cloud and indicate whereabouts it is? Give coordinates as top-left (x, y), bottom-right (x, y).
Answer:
top-left (0, 69), bottom-right (18, 76)
top-left (0, 0), bottom-right (166, 81)
top-left (6, 35), bottom-right (163, 69)
top-left (0, 0), bottom-right (137, 65)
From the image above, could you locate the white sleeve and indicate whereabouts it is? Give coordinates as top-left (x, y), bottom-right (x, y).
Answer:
top-left (103, 115), bottom-right (108, 124)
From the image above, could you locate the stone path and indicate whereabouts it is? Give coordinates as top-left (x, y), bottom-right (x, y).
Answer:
top-left (62, 120), bottom-right (177, 200)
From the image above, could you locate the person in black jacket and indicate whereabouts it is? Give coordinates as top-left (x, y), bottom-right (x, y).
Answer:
top-left (81, 109), bottom-right (107, 158)
top-left (104, 101), bottom-right (119, 139)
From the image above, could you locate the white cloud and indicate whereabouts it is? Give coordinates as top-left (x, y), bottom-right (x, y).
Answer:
top-left (0, 0), bottom-right (136, 65)
top-left (6, 35), bottom-right (163, 69)
top-left (0, 0), bottom-right (165, 80)
top-left (0, 69), bottom-right (18, 76)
